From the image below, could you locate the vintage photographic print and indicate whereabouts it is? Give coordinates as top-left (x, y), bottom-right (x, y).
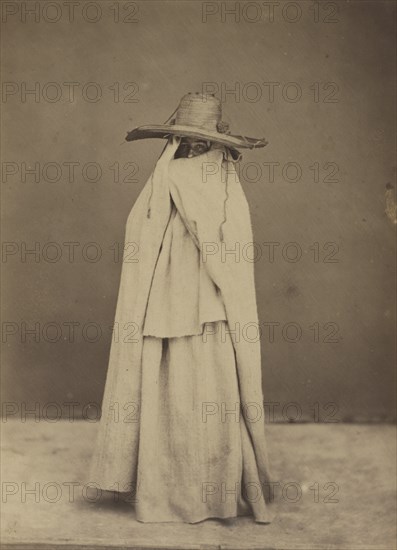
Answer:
top-left (1, 1), bottom-right (396, 549)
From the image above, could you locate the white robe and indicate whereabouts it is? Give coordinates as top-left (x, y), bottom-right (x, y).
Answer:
top-left (88, 139), bottom-right (275, 523)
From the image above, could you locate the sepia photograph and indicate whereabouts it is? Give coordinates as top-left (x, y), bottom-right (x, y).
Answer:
top-left (1, 1), bottom-right (396, 549)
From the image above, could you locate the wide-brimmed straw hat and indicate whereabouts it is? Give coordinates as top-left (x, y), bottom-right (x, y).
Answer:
top-left (125, 92), bottom-right (268, 151)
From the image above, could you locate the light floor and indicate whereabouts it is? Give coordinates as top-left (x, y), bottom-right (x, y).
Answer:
top-left (1, 421), bottom-right (396, 550)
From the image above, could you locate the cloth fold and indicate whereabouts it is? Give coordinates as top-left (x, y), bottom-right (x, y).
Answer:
top-left (143, 199), bottom-right (226, 338)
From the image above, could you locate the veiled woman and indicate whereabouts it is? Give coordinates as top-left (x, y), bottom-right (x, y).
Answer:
top-left (89, 93), bottom-right (274, 523)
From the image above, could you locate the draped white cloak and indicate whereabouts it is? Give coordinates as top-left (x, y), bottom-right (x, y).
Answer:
top-left (89, 139), bottom-right (274, 523)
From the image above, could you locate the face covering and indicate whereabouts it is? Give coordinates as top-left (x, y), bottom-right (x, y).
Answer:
top-left (174, 138), bottom-right (211, 158)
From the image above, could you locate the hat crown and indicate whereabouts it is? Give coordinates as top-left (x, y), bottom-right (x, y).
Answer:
top-left (174, 93), bottom-right (222, 132)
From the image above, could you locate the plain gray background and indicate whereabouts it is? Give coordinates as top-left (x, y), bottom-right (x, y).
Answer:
top-left (1, 0), bottom-right (396, 421)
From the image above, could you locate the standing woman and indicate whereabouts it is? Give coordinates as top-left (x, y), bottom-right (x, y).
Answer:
top-left (89, 93), bottom-right (274, 523)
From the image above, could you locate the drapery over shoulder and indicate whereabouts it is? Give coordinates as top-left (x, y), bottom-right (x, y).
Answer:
top-left (142, 199), bottom-right (227, 338)
top-left (89, 139), bottom-right (274, 522)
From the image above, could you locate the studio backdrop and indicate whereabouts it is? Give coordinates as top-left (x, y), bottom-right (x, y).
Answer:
top-left (2, 0), bottom-right (395, 422)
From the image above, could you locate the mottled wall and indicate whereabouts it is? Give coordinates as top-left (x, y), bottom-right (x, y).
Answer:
top-left (2, 0), bottom-right (395, 421)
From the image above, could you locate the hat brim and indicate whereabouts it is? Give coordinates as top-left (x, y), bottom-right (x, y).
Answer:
top-left (125, 125), bottom-right (268, 150)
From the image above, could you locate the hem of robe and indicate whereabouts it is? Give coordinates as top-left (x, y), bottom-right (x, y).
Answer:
top-left (132, 497), bottom-right (275, 524)
top-left (135, 512), bottom-right (272, 525)
top-left (142, 317), bottom-right (227, 339)
top-left (90, 489), bottom-right (274, 524)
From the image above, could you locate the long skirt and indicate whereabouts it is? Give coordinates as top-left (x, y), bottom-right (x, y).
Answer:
top-left (133, 320), bottom-right (252, 523)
